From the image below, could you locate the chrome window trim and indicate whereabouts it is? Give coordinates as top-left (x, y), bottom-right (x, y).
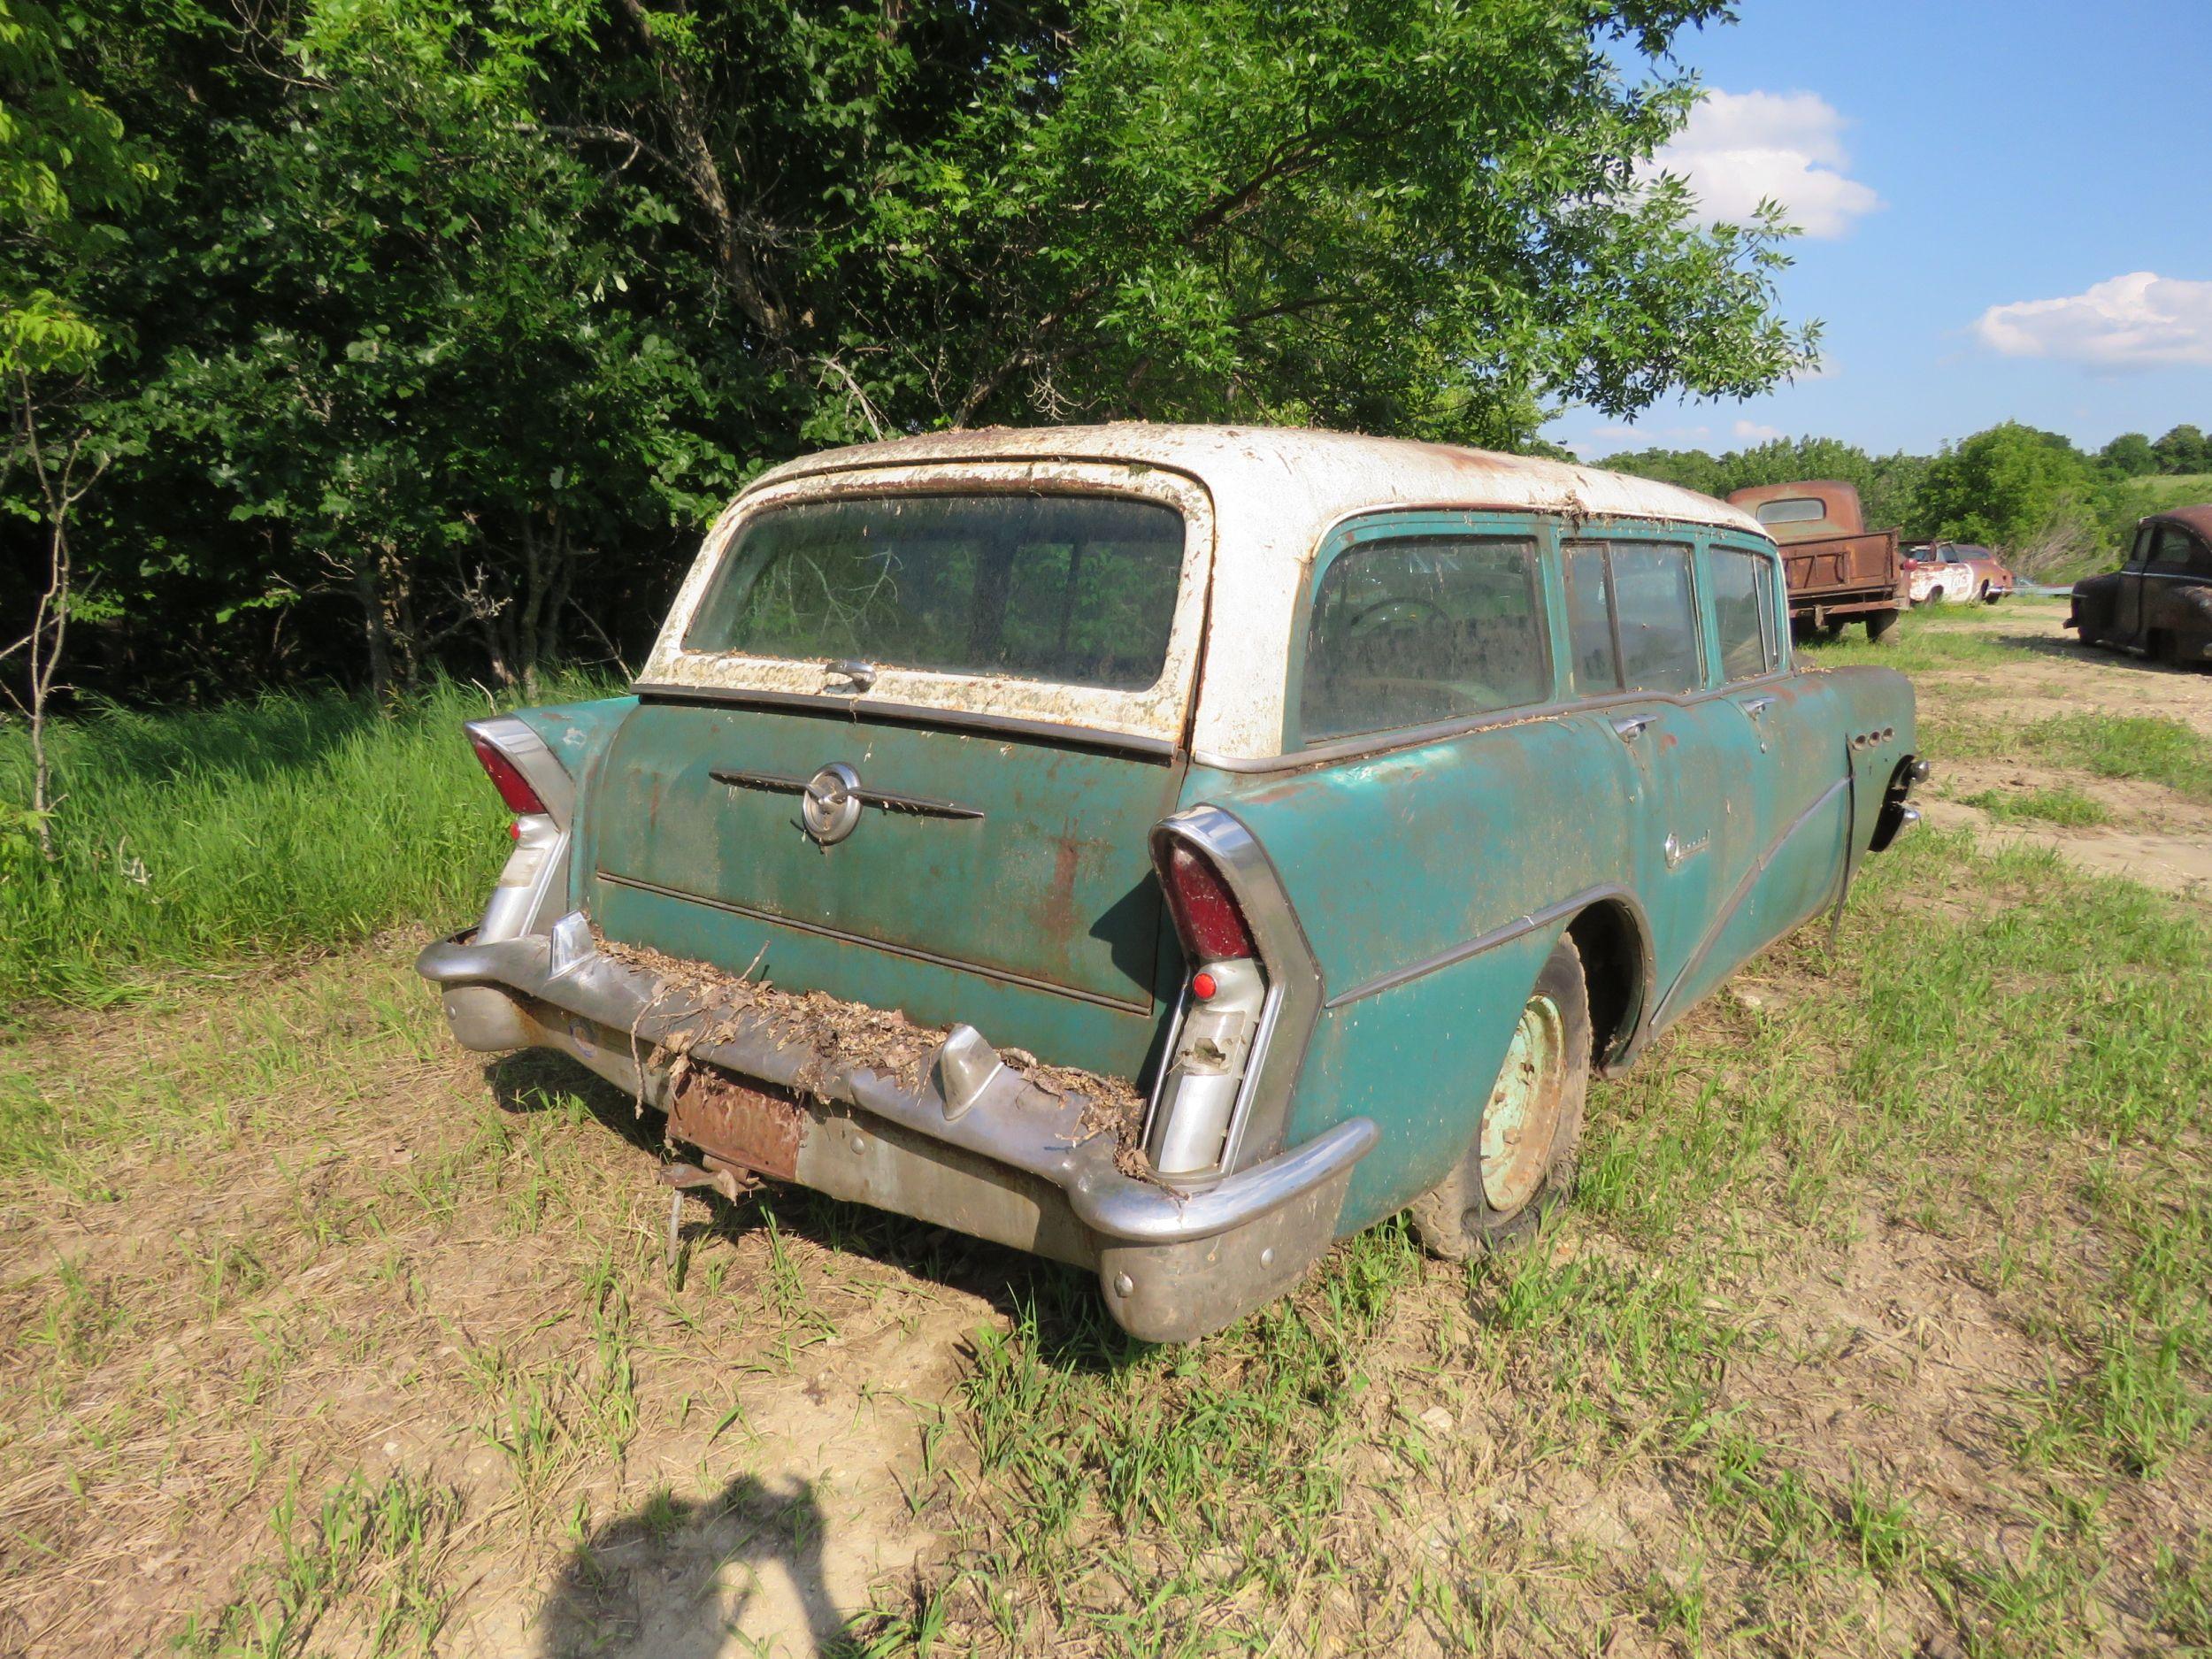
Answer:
top-left (638, 461), bottom-right (1217, 751)
top-left (1148, 803), bottom-right (1327, 1176)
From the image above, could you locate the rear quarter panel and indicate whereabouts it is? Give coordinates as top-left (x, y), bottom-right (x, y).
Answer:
top-left (1188, 710), bottom-right (1633, 1233)
top-left (1807, 664), bottom-right (1917, 851)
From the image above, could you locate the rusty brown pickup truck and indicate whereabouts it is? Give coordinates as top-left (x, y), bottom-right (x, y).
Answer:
top-left (1726, 481), bottom-right (1906, 642)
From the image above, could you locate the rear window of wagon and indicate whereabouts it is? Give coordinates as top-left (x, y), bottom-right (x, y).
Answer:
top-left (683, 494), bottom-right (1187, 690)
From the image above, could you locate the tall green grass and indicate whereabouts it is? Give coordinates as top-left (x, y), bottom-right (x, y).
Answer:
top-left (0, 680), bottom-right (600, 1007)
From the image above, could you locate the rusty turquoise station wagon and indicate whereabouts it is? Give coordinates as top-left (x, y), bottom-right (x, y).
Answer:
top-left (419, 425), bottom-right (1924, 1341)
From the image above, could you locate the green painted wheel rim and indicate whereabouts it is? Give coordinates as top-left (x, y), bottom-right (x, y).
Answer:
top-left (1480, 993), bottom-right (1567, 1214)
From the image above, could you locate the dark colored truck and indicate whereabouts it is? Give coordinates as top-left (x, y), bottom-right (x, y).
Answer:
top-left (1726, 480), bottom-right (1906, 642)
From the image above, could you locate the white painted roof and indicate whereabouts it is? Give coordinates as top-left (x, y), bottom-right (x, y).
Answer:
top-left (749, 423), bottom-right (1763, 540)
top-left (649, 425), bottom-right (1769, 762)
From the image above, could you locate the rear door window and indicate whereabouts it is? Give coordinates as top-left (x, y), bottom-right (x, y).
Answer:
top-left (1710, 547), bottom-right (1779, 681)
top-left (1565, 541), bottom-right (1702, 695)
top-left (1563, 545), bottom-right (1619, 693)
top-left (1298, 536), bottom-right (1549, 742)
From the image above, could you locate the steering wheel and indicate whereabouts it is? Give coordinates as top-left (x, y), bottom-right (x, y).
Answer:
top-left (1344, 595), bottom-right (1448, 636)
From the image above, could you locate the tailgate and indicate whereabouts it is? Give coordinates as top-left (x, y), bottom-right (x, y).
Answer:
top-left (583, 703), bottom-right (1184, 1076)
top-left (1783, 531), bottom-right (1899, 598)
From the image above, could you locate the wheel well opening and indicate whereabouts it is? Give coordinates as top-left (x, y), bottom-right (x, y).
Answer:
top-left (1565, 901), bottom-right (1648, 1072)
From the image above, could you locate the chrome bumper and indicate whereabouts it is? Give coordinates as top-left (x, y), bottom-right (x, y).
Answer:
top-left (417, 913), bottom-right (1374, 1342)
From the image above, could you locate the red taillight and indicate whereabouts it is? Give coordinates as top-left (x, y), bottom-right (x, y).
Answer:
top-left (1160, 841), bottom-right (1256, 963)
top-left (470, 733), bottom-right (547, 817)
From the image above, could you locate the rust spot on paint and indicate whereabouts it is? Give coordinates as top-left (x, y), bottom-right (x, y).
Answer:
top-left (1041, 828), bottom-right (1083, 945)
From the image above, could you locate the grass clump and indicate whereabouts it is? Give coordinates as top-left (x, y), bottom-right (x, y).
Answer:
top-left (0, 678), bottom-right (611, 1007)
top-left (1935, 711), bottom-right (2212, 802)
top-left (1961, 785), bottom-right (2112, 826)
top-left (173, 1471), bottom-right (458, 1657)
top-left (2028, 713), bottom-right (2212, 800)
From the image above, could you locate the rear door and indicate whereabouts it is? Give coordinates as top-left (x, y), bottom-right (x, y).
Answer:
top-left (588, 477), bottom-right (1214, 1079)
top-left (1703, 539), bottom-right (1851, 952)
top-left (1561, 537), bottom-right (1758, 1001)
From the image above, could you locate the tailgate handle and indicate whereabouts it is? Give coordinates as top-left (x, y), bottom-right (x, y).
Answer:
top-left (1610, 713), bottom-right (1655, 743)
top-left (710, 767), bottom-right (985, 822)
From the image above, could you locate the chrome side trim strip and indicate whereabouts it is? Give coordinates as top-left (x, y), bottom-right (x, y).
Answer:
top-left (634, 682), bottom-right (1179, 762)
top-left (593, 869), bottom-right (1152, 1016)
top-left (1324, 884), bottom-right (1628, 1010)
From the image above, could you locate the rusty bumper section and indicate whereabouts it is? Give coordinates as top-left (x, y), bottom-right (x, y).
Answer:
top-left (417, 912), bottom-right (1374, 1343)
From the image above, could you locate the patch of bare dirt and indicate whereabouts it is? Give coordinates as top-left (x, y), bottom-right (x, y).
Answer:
top-left (1923, 757), bottom-right (2212, 898)
top-left (1916, 603), bottom-right (2212, 737)
top-left (0, 947), bottom-right (1000, 1658)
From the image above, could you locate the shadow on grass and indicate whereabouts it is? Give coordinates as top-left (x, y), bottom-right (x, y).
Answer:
top-left (1999, 628), bottom-right (2212, 674)
top-left (534, 1474), bottom-right (846, 1658)
top-left (484, 1049), bottom-right (1142, 1378)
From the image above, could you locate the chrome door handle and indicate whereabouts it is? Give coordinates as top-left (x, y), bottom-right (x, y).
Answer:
top-left (1610, 713), bottom-right (1655, 742)
top-left (1740, 695), bottom-right (1777, 718)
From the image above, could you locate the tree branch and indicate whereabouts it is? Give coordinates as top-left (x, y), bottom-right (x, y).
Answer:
top-left (607, 0), bottom-right (789, 340)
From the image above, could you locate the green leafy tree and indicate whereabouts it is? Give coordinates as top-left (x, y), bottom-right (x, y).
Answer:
top-left (2099, 432), bottom-right (2157, 478)
top-left (2152, 424), bottom-right (2208, 476)
top-left (19, 0), bottom-right (1821, 701)
top-left (1601, 446), bottom-right (1732, 497)
top-left (1, 0), bottom-right (156, 848)
top-left (1917, 422), bottom-right (2116, 578)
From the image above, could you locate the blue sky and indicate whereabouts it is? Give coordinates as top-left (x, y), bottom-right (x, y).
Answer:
top-left (1546, 0), bottom-right (2212, 461)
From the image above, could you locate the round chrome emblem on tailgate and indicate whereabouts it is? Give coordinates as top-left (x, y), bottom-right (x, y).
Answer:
top-left (802, 763), bottom-right (863, 845)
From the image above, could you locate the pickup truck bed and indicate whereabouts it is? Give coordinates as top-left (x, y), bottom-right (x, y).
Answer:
top-left (1726, 481), bottom-right (1907, 642)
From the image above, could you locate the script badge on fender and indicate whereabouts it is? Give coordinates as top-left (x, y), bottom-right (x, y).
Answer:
top-left (802, 762), bottom-right (863, 845)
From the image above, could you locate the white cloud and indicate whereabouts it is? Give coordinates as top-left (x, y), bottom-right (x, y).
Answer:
top-left (1732, 419), bottom-right (1785, 442)
top-left (1973, 272), bottom-right (2212, 370)
top-left (1645, 89), bottom-right (1881, 239)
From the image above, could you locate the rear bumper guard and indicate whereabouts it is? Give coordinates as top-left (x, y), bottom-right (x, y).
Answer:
top-left (418, 913), bottom-right (1374, 1342)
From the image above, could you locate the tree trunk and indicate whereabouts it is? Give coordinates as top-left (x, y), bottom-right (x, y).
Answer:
top-left (354, 559), bottom-right (396, 708)
top-left (5, 378), bottom-right (107, 859)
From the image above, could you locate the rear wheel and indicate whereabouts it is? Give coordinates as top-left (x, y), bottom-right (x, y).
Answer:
top-left (1865, 609), bottom-right (1900, 643)
top-left (1409, 935), bottom-right (1591, 1260)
